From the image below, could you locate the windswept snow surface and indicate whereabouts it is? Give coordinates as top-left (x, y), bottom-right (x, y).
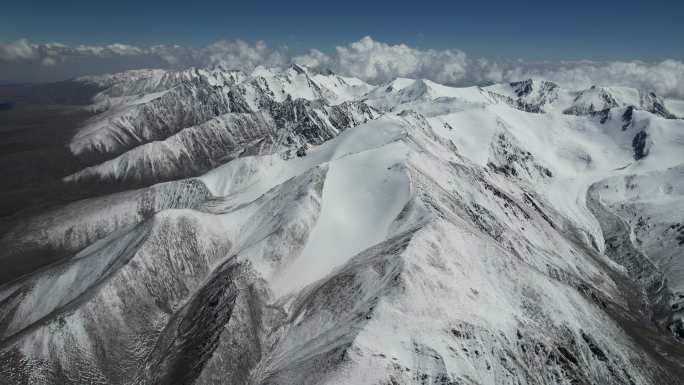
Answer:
top-left (1, 67), bottom-right (684, 385)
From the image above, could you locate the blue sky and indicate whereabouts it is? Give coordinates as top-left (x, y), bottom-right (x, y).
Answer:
top-left (2, 0), bottom-right (683, 60)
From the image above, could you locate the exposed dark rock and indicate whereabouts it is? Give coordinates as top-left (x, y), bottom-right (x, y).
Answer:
top-left (510, 79), bottom-right (534, 98)
top-left (622, 106), bottom-right (635, 130)
top-left (581, 331), bottom-right (608, 361)
top-left (632, 131), bottom-right (649, 160)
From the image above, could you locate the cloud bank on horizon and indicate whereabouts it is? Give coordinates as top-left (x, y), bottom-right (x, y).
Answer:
top-left (1, 36), bottom-right (683, 99)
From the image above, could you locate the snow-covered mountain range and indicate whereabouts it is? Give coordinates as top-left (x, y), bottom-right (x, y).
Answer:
top-left (1, 64), bottom-right (683, 385)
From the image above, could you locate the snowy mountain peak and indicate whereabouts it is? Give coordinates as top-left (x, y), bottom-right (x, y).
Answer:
top-left (563, 85), bottom-right (677, 119)
top-left (2, 65), bottom-right (683, 385)
top-left (288, 63), bottom-right (309, 75)
top-left (509, 78), bottom-right (559, 97)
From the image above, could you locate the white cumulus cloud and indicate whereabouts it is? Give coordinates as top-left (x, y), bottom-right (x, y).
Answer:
top-left (0, 39), bottom-right (39, 61)
top-left (1, 37), bottom-right (682, 98)
top-left (193, 39), bottom-right (290, 70)
top-left (506, 60), bottom-right (684, 99)
top-left (294, 36), bottom-right (469, 84)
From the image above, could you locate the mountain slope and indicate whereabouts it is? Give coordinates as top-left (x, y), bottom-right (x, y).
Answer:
top-left (1, 68), bottom-right (683, 385)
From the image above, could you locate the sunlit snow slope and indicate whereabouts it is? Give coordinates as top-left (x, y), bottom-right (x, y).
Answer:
top-left (1, 67), bottom-right (684, 385)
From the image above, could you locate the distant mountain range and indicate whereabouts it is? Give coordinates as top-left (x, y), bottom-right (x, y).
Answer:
top-left (1, 65), bottom-right (683, 385)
